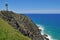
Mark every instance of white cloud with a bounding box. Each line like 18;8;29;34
14;10;60;14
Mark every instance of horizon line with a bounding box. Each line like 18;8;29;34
0;10;60;14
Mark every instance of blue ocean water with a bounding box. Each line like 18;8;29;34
25;14;60;40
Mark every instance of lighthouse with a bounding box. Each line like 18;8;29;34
5;3;8;11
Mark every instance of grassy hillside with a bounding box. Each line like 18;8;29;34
0;18;31;40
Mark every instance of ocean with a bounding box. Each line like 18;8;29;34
25;14;60;40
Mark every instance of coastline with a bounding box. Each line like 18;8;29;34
36;24;55;40
26;14;59;40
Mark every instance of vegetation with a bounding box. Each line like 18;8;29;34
0;11;45;40
0;18;31;40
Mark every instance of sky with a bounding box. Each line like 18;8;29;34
0;0;60;13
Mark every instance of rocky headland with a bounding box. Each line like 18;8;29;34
0;10;49;40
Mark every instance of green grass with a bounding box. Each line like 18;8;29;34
0;18;31;40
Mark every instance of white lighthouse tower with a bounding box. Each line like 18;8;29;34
5;3;8;11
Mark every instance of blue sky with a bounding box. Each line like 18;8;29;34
0;0;60;13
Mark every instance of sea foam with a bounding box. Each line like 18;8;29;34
36;24;56;40
36;24;44;35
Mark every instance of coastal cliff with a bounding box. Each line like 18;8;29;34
0;11;49;40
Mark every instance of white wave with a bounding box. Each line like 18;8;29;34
47;34;54;40
36;24;57;40
36;24;44;35
47;34;58;40
36;24;44;31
